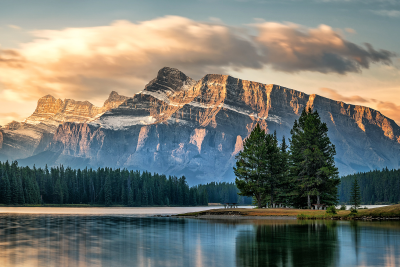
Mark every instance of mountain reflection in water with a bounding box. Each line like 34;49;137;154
0;214;399;267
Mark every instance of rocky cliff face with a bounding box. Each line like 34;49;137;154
25;91;129;127
0;91;128;161
2;67;400;184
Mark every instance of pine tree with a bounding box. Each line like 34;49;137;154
54;178;63;204
1;173;11;204
234;124;286;208
104;174;112;206
128;188;134;207
264;132;283;207
276;136;290;206
289;108;340;209
234;124;269;208
350;177;361;210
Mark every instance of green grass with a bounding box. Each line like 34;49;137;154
297;213;334;220
348;204;400;218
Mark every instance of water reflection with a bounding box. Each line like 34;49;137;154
0;214;399;267
0;215;191;267
236;221;339;267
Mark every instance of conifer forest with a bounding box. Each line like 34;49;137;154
0;161;210;206
339;168;400;205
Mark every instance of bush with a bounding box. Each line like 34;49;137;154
326;205;337;214
340;204;346;210
297;214;309;220
297;213;332;220
350;207;358;215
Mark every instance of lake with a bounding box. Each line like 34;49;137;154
0;207;399;267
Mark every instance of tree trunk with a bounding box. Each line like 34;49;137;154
307;194;311;209
257;193;262;208
317;194;320;206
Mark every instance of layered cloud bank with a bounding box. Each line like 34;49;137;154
0;16;395;104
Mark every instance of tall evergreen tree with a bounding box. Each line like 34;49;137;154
128;188;134;207
289;108;340;209
104;174;112;206
350;177;361;210
234;124;269;208
234;124;286;208
54;178;63;204
264;132;282;207
276;136;290;206
1;173;11;204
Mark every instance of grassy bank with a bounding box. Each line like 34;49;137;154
177;204;400;220
352;204;400;218
177;208;349;217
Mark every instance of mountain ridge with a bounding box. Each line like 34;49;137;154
1;67;400;184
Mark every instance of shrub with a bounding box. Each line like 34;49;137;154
297;214;309;220
326;205;337;214
297;214;332;220
340;204;346;210
350;207;358;215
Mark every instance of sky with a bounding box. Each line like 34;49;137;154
0;0;399;126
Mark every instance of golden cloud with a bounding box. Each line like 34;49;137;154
377;101;400;125
0;112;25;126
256;23;393;74
319;88;370;103
0;16;395;103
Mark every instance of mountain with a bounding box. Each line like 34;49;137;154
0;91;128;161
1;67;400;184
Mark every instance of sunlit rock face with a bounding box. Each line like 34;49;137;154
1;67;400;184
0;92;128;161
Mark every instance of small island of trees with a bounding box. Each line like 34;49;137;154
234;108;341;209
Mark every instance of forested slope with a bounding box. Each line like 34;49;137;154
0;161;252;206
0;161;208;206
339;168;400;205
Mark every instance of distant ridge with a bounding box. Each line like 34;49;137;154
1;67;400;184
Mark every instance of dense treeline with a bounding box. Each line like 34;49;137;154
0;161;209;206
339;167;400;205
198;182;253;205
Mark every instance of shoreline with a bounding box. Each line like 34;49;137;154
175;215;297;220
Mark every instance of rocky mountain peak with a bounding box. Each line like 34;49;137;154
108;91;120;99
23;91;128;129
144;67;196;93
103;91;129;110
34;95;64;114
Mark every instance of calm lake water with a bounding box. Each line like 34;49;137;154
0;207;399;267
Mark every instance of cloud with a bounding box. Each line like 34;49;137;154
345;28;356;34
0;49;25;68
372;10;400;17
376;101;400;124
319;88;370;103
8;25;21;30
255;23;394;74
0;112;25;126
0;16;395;102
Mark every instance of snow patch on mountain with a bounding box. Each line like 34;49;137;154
94;116;156;130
